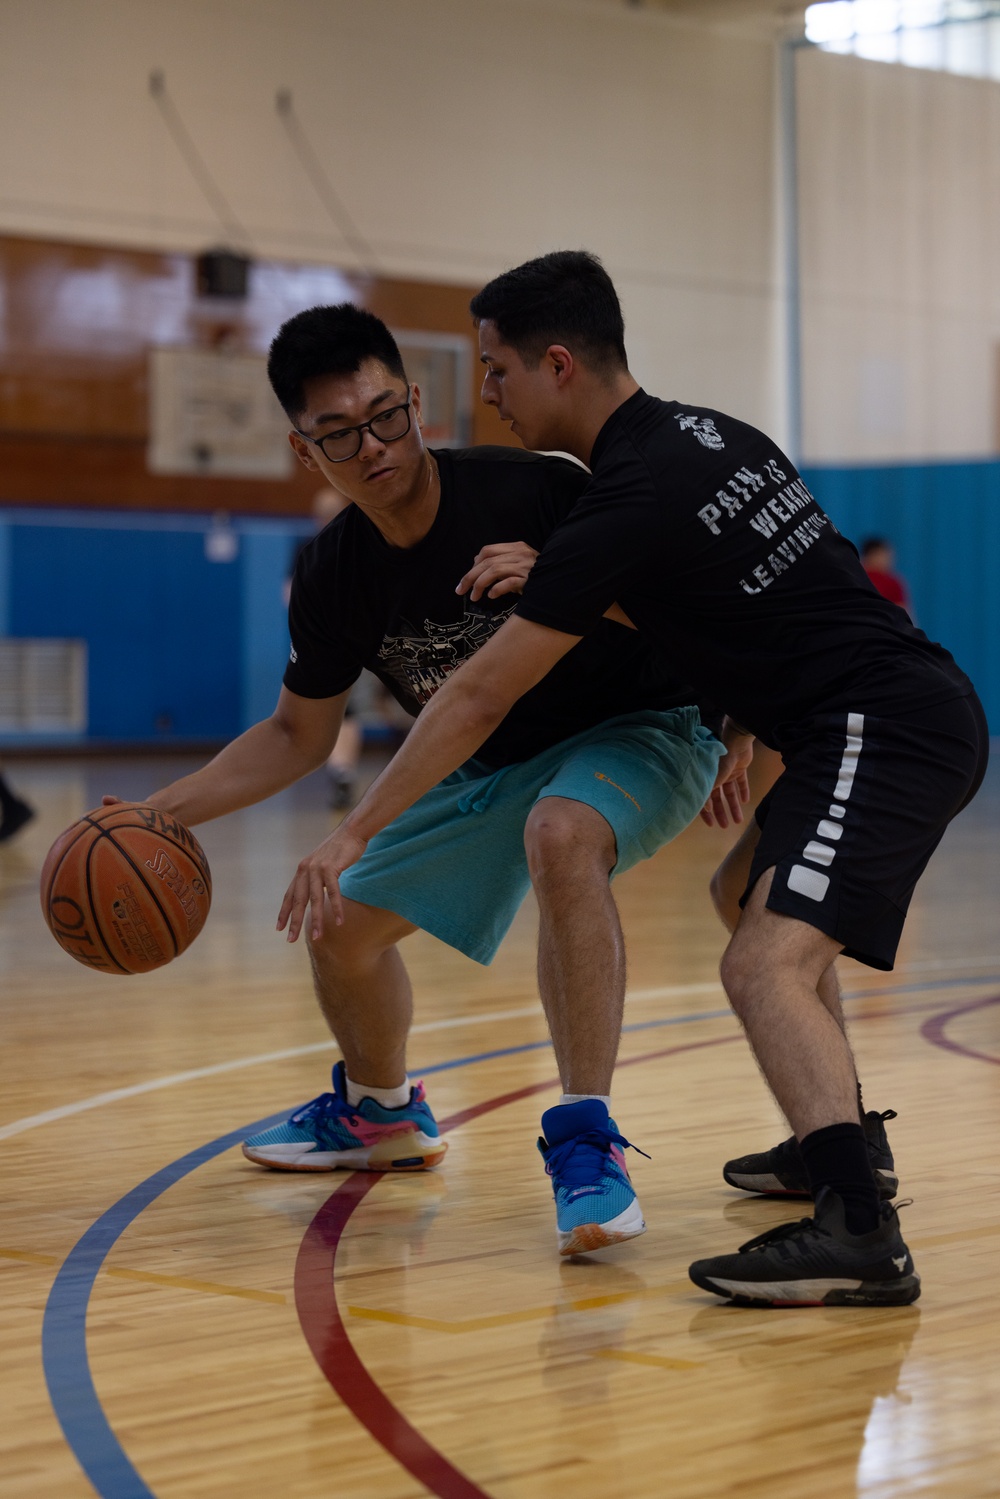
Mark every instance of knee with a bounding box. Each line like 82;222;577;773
719;936;767;1019
524;800;615;887
307;904;388;972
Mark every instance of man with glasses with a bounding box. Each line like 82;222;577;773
279;260;986;1307
132;303;724;1257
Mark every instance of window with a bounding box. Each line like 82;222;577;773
805;1;1000;79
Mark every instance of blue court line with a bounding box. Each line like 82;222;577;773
40;970;1000;1498
41;1113;288;1499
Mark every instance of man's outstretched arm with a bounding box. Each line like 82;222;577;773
278;613;581;942
106;687;350;826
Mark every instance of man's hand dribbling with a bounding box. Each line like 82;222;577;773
277;824;369;942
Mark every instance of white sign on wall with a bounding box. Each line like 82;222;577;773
394;331;472;447
148;347;293;478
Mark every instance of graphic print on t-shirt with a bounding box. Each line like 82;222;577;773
376;600;517;705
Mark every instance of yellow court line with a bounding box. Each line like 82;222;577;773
104;1267;287;1303
1;1246;286;1302
348;1280;692;1333
0;1247;59;1265
592;1348;705;1372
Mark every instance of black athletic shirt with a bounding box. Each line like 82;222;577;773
284;445;701;767
515;391;972;750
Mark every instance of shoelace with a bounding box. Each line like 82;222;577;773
543;1128;649;1188
738;1216;825;1256
290;1092;343;1128
739;1196;910;1256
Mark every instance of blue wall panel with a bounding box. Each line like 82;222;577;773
0;509;311;746
8;519;243;741
803;460;1000;734
0;521;10;635
2;468;996;745
240;523;304;731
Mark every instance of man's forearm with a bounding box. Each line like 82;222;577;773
343;675;508;843
342;615;580;847
147;715;332;826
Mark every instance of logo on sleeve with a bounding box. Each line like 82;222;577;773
674;412;724;450
289;645;298;663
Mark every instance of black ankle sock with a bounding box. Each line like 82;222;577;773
800;1123;880;1234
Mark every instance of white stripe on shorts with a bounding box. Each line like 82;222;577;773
833;712;865;802
786;712;865;903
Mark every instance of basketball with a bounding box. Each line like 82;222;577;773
40;803;212;975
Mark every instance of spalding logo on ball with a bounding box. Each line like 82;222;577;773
41;803;212;974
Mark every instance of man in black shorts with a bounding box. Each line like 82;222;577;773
283;255;988;1307
132;303;724;1257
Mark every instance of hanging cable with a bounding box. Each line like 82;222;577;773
149;70;253;250
275;88;380;275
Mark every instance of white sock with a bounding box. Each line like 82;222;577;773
345;1074;411;1109
559;1093;612;1110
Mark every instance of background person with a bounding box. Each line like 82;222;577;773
860;535;913;621
0;769;34;845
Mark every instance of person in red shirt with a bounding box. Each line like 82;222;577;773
861;537;912;621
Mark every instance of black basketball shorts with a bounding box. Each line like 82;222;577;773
741;692;990;970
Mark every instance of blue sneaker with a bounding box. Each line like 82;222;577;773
538;1100;647;1256
242;1061;447;1172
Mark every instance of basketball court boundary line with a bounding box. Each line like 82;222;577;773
7;968;1000;1142
920;993;1000;1067
38;987;999;1499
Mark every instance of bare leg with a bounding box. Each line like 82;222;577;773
328;717;361;774
719;868;857;1138
524;797;623;1095
307;896;418;1088
711;819;847;1038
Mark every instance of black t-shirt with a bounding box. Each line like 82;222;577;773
516;392;971;750
284;445;700;767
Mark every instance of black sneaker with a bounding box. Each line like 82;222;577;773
689;1188;920;1307
723;1110;898;1201
0;797;35;844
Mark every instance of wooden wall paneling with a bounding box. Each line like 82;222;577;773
0;234;514;515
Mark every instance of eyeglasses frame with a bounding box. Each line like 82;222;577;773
294;389;414;463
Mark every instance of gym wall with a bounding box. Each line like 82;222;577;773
0;0;788;441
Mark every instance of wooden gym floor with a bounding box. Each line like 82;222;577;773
2;748;999;1499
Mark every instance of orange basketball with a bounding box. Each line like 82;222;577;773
40;803;212;975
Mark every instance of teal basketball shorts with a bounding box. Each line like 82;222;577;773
338;707;724;965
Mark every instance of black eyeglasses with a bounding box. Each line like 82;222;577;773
296;391;413;463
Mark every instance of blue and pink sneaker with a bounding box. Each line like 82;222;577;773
538;1099;647;1256
242;1061;447;1172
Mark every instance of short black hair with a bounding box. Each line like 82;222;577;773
267;304;407;420
469;250;628;375
860;536;889;557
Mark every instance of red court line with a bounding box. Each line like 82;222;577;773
920;992;1000;1067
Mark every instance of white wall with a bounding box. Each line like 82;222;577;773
797;45;1000;463
0;0;789;442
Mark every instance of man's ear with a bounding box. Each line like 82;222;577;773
410;382;423;429
544;344;575;387
289;430;319;471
